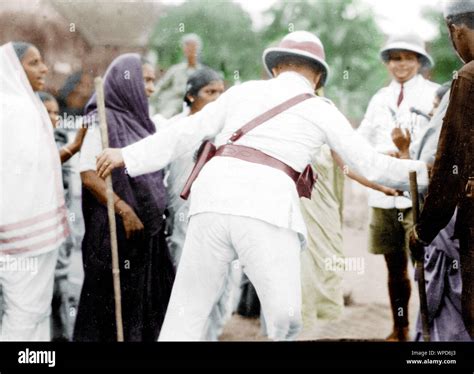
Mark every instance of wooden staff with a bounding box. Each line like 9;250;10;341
409;171;430;342
94;77;124;342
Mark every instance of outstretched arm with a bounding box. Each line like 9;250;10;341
96;87;232;178
331;150;400;196
59;127;88;163
319;104;429;191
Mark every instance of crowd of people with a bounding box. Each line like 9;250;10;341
0;0;472;342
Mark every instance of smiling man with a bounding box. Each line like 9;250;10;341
357;32;439;341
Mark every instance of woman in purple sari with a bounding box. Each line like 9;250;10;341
73;54;174;341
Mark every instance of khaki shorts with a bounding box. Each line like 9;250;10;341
368;207;413;255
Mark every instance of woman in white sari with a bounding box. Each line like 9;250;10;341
0;42;68;340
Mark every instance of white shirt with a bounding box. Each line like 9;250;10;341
157;110;194;215
79;121;160;173
358;74;439;209
122;71;429;248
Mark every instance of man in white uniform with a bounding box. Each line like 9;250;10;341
96;31;430;341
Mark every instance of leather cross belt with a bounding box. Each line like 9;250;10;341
215;144;300;183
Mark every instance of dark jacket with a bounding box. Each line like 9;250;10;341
417;60;474;337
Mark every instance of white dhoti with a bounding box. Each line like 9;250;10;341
158;212;302;341
0;250;58;341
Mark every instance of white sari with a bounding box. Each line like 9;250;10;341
0;42;68;257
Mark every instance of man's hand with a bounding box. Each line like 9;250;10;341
96;148;125;178
408;226;426;262
115;200;144;240
379;185;402;196
391;127;411;154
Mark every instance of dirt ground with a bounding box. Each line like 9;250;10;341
217;180;420;341
0;179;420;341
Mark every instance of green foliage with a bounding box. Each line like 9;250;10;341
149;0;262;83
260;0;387;120
150;0;458;121
422;7;462;84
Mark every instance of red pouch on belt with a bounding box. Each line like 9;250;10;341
180;140;216;200
296;164;318;199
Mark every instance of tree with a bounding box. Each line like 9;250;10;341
261;0;387;121
422;7;462;84
149;0;262;83
150;0;454;122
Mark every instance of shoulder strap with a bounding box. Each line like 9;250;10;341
228;93;314;143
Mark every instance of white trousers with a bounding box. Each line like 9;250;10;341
158;212;302;341
203;260;242;341
0;250;58;341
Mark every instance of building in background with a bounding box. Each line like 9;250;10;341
0;0;163;94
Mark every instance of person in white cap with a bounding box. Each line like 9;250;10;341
357;32;440;341
95;31;430;341
410;0;474;339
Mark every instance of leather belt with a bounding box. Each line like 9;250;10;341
215;144;300;183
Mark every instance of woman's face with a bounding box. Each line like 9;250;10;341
20;46;48;91
44;99;60;128
386;50;421;84
142;63;156;98
189;80;225;113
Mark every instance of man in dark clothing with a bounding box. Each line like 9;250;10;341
409;0;474;339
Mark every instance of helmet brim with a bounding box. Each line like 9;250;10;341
262;47;330;86
380;42;434;68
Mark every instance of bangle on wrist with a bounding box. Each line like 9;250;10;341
114;198;124;216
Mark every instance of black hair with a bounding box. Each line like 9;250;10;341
58;71;82;103
446;12;474;30
274;55;326;85
12;41;34;61
184;67;223;107
385;49;423;62
38;91;57;103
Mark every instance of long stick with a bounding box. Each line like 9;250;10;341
95;77;124;342
409;171;430;342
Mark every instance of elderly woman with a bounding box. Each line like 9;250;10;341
0;41;68;341
73;54;174;342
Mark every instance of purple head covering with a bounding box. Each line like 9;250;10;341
84;53;166;235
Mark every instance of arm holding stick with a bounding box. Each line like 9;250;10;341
81;171;144;240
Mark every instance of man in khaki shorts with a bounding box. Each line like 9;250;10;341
358;33;439;340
